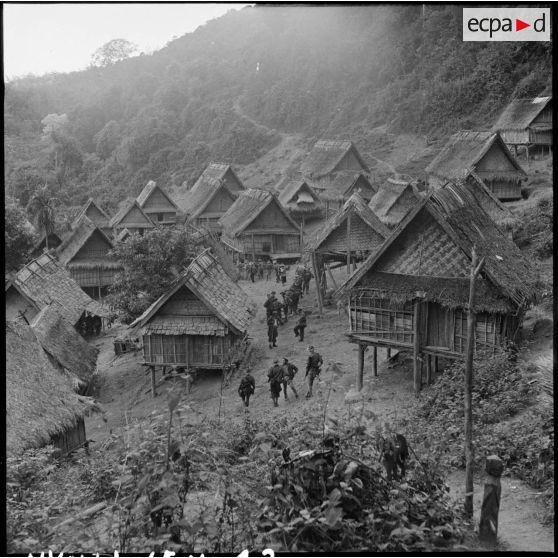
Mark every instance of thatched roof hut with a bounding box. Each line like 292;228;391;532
174;163;245;232
72;198;110;231
7;252;108;326
136;180;179;226
301;140;370;178
425;131;526;201
309;192;389;255
31;230;63;257
368;178;420;227
109;198;155;235
336;182;539;384
309;171;377;205
493;96;552;146
276;175;323;221
30;301;99;387
219;189;302;260
130;249;252;369
6;319;96;455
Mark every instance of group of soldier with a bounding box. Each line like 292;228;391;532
238;345;324;407
237;259;289;283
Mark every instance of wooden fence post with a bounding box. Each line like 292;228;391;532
356;343;365;391
413;302;421;393
464;246;485;518
479;455;504;546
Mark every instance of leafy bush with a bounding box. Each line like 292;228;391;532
513;196;553;259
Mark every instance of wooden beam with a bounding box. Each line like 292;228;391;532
464;246;485;518
426;354;432;385
356;343;365;391
251;233;256;262
150;366;157;398
311;251;323;315
373;346;378;377
346;213;352;274
413;302;421;393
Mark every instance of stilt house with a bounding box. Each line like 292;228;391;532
136;180;179;226
130;249;252;370
109;198;154;238
368;178;420;228
7;320;97;456
5;252;108;327
56;215;122;300
30;301;99;393
72;198;112;236
175;163;245;232
337;182;539;391
493;96;552;152
219;189;302;261
276;175;323;223
425;131;527;201
308;193;389;304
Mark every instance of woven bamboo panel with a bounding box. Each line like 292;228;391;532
378;217;469;277
322;216;384;252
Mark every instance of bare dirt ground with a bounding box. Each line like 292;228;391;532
87;260;553;553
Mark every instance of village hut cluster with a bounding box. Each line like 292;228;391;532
6;92;550;459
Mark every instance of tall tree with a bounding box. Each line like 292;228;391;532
5;198;37;271
91;39;138;67
26;187;59;250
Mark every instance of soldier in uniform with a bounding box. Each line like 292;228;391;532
267;312;279;348
264;291;277;318
279;264;287;285
267;358;284;407
302;266;313;294
294;309;307;342
281;357;298;399
238;369;256;407
305;345;323;398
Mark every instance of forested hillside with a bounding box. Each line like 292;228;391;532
5;4;551;214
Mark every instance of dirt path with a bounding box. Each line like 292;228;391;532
447;470;554;553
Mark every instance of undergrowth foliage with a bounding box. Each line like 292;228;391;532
398;350;553;520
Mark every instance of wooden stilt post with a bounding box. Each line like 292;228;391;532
373;346;378;376
357;343;365;391
426;354;432;384
300;217;304;256
150;366;157;398
251;234;256;262
346;212;352;274
479;455;504;546
387;347;391;359
464;246;485;518
434;356;439;375
311;251;323;315
413;302;422;393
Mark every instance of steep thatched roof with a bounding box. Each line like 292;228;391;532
309;192;389;252
425;131;526;181
13;253;109;323
136;180;179;210
368;178;420;226
338;182;539;312
56;215;120;269
174;163;245;216
276;176;323;216
30;301;99;384
219;189;299;237
301;140;370;178
493;96;552;131
32;230;63;253
109;198;155;229
72;198;110;229
309;172;376;202
6;320;95;455
130;248;252;336
445;173;518;229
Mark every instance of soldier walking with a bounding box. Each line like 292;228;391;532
238;370;255;407
267;312;279;348
279;264;287;285
267;359;284;407
305;345;323;398
294;309;307;342
302;267;313;295
281;357;299;399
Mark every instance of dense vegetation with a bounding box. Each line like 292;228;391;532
5;5;551;215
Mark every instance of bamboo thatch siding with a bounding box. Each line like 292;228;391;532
136;181;178;224
301;140;370;178
368;179;420;227
72;199;110;230
109;199;155;233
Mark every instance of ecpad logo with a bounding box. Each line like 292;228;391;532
463;8;550;42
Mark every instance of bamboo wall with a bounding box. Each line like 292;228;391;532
51;418;87;455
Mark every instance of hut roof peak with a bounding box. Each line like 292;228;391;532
301;139;370;178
